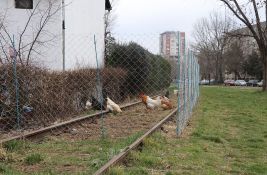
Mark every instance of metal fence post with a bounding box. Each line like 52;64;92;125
94;35;105;138
176;32;181;135
11;35;20;130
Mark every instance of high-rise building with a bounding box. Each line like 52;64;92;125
160;31;185;60
160;31;186;80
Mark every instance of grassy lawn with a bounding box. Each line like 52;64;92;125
109;86;267;175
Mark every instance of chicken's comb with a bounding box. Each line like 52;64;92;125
139;92;145;97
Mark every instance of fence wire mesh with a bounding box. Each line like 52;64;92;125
0;33;199;174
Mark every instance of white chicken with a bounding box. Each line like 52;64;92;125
106;97;122;114
139;93;161;110
85;100;92;109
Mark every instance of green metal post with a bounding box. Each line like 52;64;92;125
176;32;181;135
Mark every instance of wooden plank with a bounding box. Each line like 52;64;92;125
0;101;141;144
94;108;178;175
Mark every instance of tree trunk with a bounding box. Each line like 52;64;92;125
218;55;224;84
215;56;219;83
219;66;224;83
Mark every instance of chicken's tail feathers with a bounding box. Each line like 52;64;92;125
161;101;173;109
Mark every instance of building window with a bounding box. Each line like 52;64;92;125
15;0;33;9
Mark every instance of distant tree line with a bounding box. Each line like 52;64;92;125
224;41;263;80
218;0;267;91
193;11;263;83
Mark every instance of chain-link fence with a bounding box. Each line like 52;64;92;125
176;44;200;135
0;33;199;174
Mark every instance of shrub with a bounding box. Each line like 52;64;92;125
145;54;172;91
0;65;127;130
106;42;172;96
106;42;150;96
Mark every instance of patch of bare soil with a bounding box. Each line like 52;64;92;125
160;118;178;138
0;95;177;142
160;118;195;139
160;105;198;139
50;95;177;140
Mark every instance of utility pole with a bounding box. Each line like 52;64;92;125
62;0;66;71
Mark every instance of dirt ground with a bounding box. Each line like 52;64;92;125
51;95;178;141
0;94;177;142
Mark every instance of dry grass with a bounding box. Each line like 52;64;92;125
0;146;7;161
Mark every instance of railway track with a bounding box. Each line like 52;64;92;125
94;107;177;175
0;100;142;144
1;98;178;175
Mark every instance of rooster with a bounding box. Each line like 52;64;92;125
139;93;161;110
106;97;122;114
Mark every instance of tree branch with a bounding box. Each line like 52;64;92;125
26;0;61;65
251;0;264;45
17;0;41;63
220;0;261;44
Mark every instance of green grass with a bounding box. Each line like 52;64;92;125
24;153;43;165
0;132;143;175
4;140;25;152
109;86;267;175
168;83;178;92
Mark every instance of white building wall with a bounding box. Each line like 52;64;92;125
0;0;62;70
65;0;105;70
0;0;106;70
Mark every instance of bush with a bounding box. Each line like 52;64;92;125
145;54;172;91
106;42;171;96
0;65;127;130
107;42;150;96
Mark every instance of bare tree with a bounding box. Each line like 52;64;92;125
219;0;267;91
193;12;234;83
196;47;216;82
0;0;61;66
104;0;118;63
104;0;117;37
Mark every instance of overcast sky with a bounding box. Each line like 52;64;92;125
114;0;226;41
